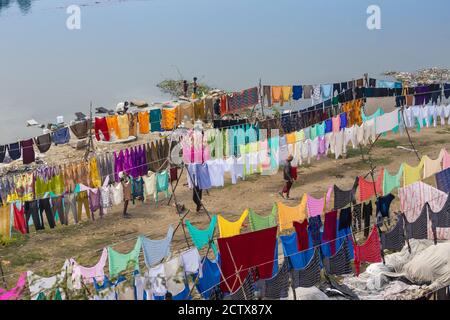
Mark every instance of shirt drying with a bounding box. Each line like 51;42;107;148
70;248;108;289
141;225;174;268
277;198;307;232
186;215;218;254
107;237;142;277
218;210;248;238
248;207;277;232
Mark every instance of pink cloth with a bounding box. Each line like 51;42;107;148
399;181;449;240
307;194;325;217
443;149;450;170
70;248;108;289
332;116;341;133
0;273;26;300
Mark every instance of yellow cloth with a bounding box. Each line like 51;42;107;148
128;113;138;137
277;195;307;232
286;133;296;145
218;210;249;238
0;205;11;241
403;159;425;186
138;111;150;134
422;150;444;179
161;108;176;130
117;114;130;139
342;100;363;126
89;158;101;188
295;130;305;142
281;86;292;102
106;115;120;139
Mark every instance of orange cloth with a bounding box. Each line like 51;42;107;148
138;111;150;134
128;113;138;137
343;100;363;127
277;195;307;231
161;108;176;130
0;205;11;241
286;133;296;145
272;86;283;104
106;115;120;139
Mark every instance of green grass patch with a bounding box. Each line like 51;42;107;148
377;139;400;149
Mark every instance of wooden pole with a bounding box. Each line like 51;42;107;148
0;258;7;289
226;242;247;300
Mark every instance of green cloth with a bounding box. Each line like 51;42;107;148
186;215;217;255
155;171;170;202
310;124;318;140
317;122;326;137
362;107;384;122
108;237;142;277
37;292;46;300
383;164;404;195
248;208;277;232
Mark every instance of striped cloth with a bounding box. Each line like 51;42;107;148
291;249;321;288
405;204;428;241
333;183;356;210
428;196;450;243
436;168;450;194
352;226;382;276
226;87;259;113
262;260;290;300
323;241;352;276
141;225;174;268
224;272;255;301
381;214;405;252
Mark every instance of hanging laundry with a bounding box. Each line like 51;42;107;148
180;248;201;276
358;168;384;202
403;159;425;186
27;260;70;300
128;113;138;137
195;257;221;299
323;241;352;276
375;193;395;220
277;197;307;232
52;127;71;145
306;193;325;218
293;219;309;252
333;182;356;210
312;85;322;105
217;226;277;293
428;196;450;242
70;248;108;289
70;120;89;140
141;225;174;268
281;86;292;102
248;207;277;232
383;165;404;195
227;87;259;113
290;249;321;288
155;171;170;202
0;204;11;241
12;203;27;234
271;86;282;105
7;142;21;160
321;84;332;100
352;226;382;276
381;214;405;252
375;109;399;134
422;150;444;179
107;237;142;277
20;139;35;165
186;215;218;255
443;149;450;169
435;168;450;194
218;210;248;238
117;114;130;139
138;111;150;134
292;85;303;101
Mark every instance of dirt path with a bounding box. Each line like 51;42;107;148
0;126;449;286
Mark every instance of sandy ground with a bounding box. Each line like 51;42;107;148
0;126;449;292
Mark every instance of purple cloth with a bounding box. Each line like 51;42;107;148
130;147;138;178
436;168;450;194
89;189;103;218
318;136;326;158
195;163;211;190
339;112;347;129
415;85;431;105
139;145;147;176
114;151;124;182
123;149;132;176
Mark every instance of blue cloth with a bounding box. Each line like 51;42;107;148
281;113;291;133
196;163;212;190
292;86;303;100
280;232;315;270
141;225;174;268
7;142;21;160
377;80;396;89
153;284;191;300
150;109;162;132
308;216;322;247
52;127;71;145
272;238;279;276
321;84;333;100
236;126;246;156
325;119;333;133
195;256;221;299
321;224;354;260
436;168;450;194
340;112;347;129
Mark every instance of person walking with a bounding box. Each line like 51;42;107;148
279;155;294;199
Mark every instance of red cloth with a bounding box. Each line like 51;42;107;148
13;204;27;235
358;168;384;202
94;117;110;141
352;225;382;276
290;166;298;180
169;167;178;182
293;220;309;252
220;95;228;116
322;210;338;255
217;226;277;293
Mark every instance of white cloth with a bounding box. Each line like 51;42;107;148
143;173;156;200
363;119;376;144
334;130;344;159
310;137;319;159
164;257;186;296
206;159;225;187
180;248;202;276
375;109;399;134
27;260;70;300
110;183;123;206
444;104;450;124
301;139;311;164
324;132;332;155
148;264;167;297
224;157;238;184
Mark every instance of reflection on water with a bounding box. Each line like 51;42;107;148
0;0;32;15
